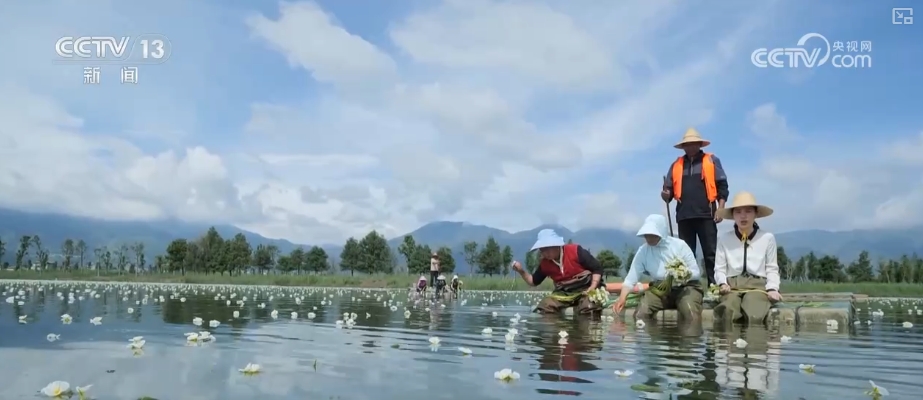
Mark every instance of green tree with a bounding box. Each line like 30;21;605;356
846;250;874;282
131;241;146;274
462;241;479;275
525;250;540;272
306;246;329;274
398;235;417;273
623;247;636;275
61;239;75;270
166;239;188;274
410;244;432;275
359;230;392;274
15;235;30;270
777;245;791;280
815;254;844;282
252;244;273;274
436;246;456;274
477;236;502;276
75;239;87;269
501;245;513;277
201;227;224;275
115;244;129;274
340;238;361;276
596;249;622;278
0;238;5;269
32;235;49;270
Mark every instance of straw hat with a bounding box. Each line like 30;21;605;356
719;191;774;220
673;128;711;149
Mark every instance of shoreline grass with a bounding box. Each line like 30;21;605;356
2;270;922;297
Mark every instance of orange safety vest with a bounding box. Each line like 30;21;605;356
672;153;717;202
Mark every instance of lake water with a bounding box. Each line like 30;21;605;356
0;281;921;399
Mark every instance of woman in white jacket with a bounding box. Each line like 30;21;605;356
713;192;782;324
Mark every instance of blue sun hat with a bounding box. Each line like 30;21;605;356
530;229;566;251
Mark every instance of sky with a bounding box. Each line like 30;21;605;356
0;0;921;245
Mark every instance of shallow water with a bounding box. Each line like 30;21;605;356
0;282;921;399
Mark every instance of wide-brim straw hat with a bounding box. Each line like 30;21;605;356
719;191;774;220
673;127;711;149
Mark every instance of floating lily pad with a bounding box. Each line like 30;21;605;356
630;384;663;393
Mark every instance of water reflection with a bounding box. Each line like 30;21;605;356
3;283;923;399
530;315;601;396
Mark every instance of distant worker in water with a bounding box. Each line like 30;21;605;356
713;192;782;324
429;252;440;286
661;128;729;286
435;274;447;295
450;274;462;297
613;214;703;321
511;229;604;315
416;275;428;294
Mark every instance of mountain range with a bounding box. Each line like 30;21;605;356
1;208;921;274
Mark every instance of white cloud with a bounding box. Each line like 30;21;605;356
0;0;919;246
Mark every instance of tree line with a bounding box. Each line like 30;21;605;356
1;228;923;284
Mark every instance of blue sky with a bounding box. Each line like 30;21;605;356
0;0;921;245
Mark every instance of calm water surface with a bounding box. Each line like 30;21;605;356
1;281;921;399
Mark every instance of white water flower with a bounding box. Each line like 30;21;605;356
780;335;792;343
865;380;890;398
505;332;516;343
902;321;913;328
186;332;200;342
19;315;27;324
76;384;92;399
46;333;61;342
291;312;298;320
127;307;134;314
232;310;240;318
40;381;71;398
209;320;220;328
192;317;203;326
60;314;72;325
482;327;493;335
128;338;145;350
558;330;568;338
270;310;279;319
799;364;816;373
429;337;441;345
635;319;645;328
614;370;634;378
458;347;472;355
734;339;748;348
494;368;520;382
89;317;102;326
239;363;261;375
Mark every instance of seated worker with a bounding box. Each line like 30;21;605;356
511;229;604;315
435;274;447;294
713;192;782;324
613;214;703;321
450;275;463;293
415;275;428;294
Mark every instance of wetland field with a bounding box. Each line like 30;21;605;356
1;280;921;399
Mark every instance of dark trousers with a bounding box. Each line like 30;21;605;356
677;218;718;285
430;271;439;285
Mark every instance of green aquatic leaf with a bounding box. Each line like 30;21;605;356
630;384;663;393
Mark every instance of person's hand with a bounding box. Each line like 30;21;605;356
718;284;731;294
714;209;724;223
660;188;671;202
612;297;627;315
511;261;524;273
767;291;783;302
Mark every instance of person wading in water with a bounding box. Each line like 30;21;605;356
713;192;783;324
661;128;729;286
511;229;604;315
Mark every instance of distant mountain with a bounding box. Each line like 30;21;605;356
0;208;921;274
0;208;305;264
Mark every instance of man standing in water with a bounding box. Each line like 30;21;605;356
661;128;729;286
429;252;440;286
511;229;604;315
